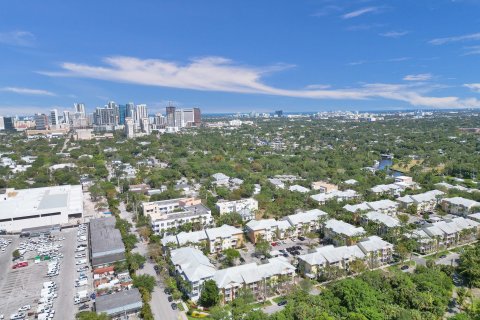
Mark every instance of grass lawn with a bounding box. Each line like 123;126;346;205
177;303;185;311
273;296;287;304
425;250;450;261
251;300;272;309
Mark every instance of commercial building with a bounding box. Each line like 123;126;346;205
0;185;83;232
95;288;143;318
89;217;126;268
49;109;59;129
34;113;49;130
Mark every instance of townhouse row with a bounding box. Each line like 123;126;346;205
169;247;295;303
297;235;394;278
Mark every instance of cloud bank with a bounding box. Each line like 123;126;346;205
0;87;55;96
40;55;480;108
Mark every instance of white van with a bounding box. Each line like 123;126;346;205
76;259;87;265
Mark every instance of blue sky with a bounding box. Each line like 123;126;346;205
1;0;480;114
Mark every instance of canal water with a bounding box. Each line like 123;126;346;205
378;159;404;177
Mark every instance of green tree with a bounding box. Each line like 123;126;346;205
12;249;20;259
255;239;271;257
133;274;156;293
76;312;110;320
199;279;220;308
224;248;241;266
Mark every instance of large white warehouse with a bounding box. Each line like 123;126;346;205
0;185;83;232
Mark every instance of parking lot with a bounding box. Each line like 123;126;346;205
238;237;321;266
0;226;90;320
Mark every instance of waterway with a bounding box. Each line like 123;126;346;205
378;159;404;177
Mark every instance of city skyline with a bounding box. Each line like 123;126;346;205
1;0;480;113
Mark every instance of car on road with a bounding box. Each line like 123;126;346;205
297;236;306;241
400;265;409;270
9;313;25;320
164;288;171;294
12;261;28;269
171;303;177;310
277;300;287;306
271;242;278;246
17;306;30;312
439;254;447;259
168;296;173;302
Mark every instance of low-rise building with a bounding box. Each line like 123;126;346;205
311;181;338;193
170;247;217;301
214;257;296;304
344;199;398;216
361;211;400;235
89;217;126;269
397;190;445;213
324;219;366;246
246;219;283;244
310;189;359;205
297;244;365;278
285;209;328;236
357;236;394;268
289;185;310;193
441;197;480;216
268;178;285;189
143;198;214;234
216;198;258;215
95;288;142;318
422;217;479;249
205;225;245;254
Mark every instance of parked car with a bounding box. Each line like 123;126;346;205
168;296;173;302
277;300;287;306
297;236;306;241
400;265;409;270
78;304;89;311
171;303;177;310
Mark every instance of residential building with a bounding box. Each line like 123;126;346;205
212;173;243;190
396;190;445;213
285;209;328;236
288;185;310;193
344;199;398;215
125;117;135;139
142;198;214;234
268;178;285;189
245;219;282;243
422;217;479;249
441;197;480;216
170;247;217;301
297;244;365;278
357;236;394;268
361;211;400;235
311;189;358;204
405;229;436;254
311;181;338;193
214;257;295;304
324;219;366;246
216;198;258;215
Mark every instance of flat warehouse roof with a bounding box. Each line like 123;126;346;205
95;288;142;315
0;185;83;218
89;217;125;257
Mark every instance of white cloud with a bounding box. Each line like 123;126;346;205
0;87;56;96
312;5;343;17
429;32;480;45
305;84;331;89
379;31;409;38
342;7;378;19
462;45;480;56
0;31;35;47
464;83;480;93
40;55;480;108
403;73;433;81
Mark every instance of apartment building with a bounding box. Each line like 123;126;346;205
441;197;480;216
357;236;394;268
311;181;338;193
397;190;445;213
361;211;400;235
310;189;359;205
245;219;284;244
215;198;258;215
344;199;398;216
170;247;217;301
324;219;366;246
285;209;328;236
142;198;213;234
214;257;296;304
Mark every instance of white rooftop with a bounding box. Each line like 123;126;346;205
170;247;216;282
286;209;328;226
357;235;393;253
444;197;480;208
364;211;400;228
325;219;366;237
0;185;83;218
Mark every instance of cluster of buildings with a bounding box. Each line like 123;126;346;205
0;103;202;139
89;217;143;317
169;247;296;303
212;173;244;191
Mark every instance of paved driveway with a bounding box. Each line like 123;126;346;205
436;252;460;267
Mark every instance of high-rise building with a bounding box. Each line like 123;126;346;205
63;111;71;124
0;117;4;130
118;105;127;125
94;106;116;126
3;117;15;131
50;109;59;129
134;104;148;126
74;103;86;118
166;106;176;127
126;102;135;118
193;107;201;126
34;113;49;130
141;118;150;134
125;117;135;139
154;113;166;129
275;110;283;117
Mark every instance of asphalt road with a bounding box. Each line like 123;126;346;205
55;229;77;320
436;252;460;267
